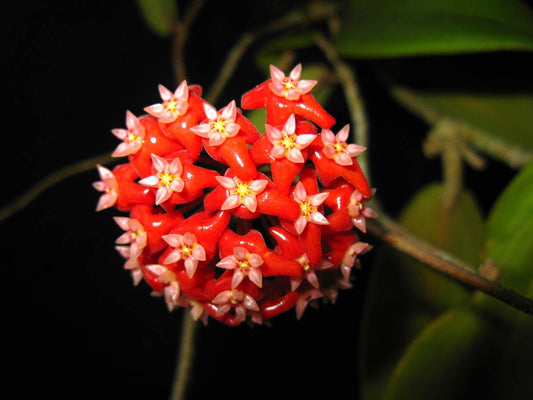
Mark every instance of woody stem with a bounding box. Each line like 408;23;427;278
366;212;533;316
169;311;199;400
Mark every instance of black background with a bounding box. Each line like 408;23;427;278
2;1;531;399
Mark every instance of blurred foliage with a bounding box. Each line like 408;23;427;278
136;0;177;36
335;0;533;57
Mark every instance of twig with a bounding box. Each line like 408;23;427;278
366;213;533;316
0;152;115;223
392;86;533;168
172;0;207;84
205;2;339;104
314;34;370;180
169;311;199;400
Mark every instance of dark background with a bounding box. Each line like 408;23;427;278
2;1;530;399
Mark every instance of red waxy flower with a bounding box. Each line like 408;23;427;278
94;63;374;325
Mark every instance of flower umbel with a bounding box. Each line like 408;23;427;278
94;63;373;326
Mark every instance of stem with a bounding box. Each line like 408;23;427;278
205;2;339;104
172;0;206;83
367;213;533;316
169;311;199;400
0;152;115;223
392;86;533;168
314;35;370;180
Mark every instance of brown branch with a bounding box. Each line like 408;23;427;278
0;152;115;223
205;2;339;104
172;0;207;84
367;214;533;316
169;311;199;400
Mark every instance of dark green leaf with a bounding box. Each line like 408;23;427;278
360;184;484;400
382;307;503;400
136;0;177;37
335;0;533;57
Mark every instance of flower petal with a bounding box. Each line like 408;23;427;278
287;147;305;163
216;176;237;190
221;194;241;210
270;64;286;82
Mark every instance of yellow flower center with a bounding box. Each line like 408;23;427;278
299;199;316;219
158;171;176;188
231;179;254;200
237;259;250;272
334;142;346;154
280;134;297;151
283;78;296;91
211;116;227;134
127;130;140;143
181;245;193;259
165;98;178;112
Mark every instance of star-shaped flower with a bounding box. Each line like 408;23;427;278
290;253;333;290
215;175;268;213
293;181;329;234
190;100;240;146
340;241;373;280
93;164;118;211
162;232;207;278
114;216;147;258
144;81;189;123
115;245;143;286
268;64;317;101
347;188;378;233
145;264;181;311
266;114;316;163
295;288;323;320
111;111;146;157
217;246;264;288
211;289;260;324
138;154;185;205
321;125;366;166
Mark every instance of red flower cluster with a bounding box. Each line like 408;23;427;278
94;64;375;325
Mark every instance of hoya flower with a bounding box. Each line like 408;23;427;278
111;110;146;157
295;288;323;320
93;164;118;211
266;114;316;163
146;264;181;311
144;81;189;123
340;241;373;281
348;188;378;233
291;253;334;290
217;246;264;288
211;289;260;323
293;181;329;234
113;216;147;258
115;245;143;286
162;232;206;278
321;125;366;166
269;63;317;101
190;100;240;146
138;154;185;205
215;175;268;213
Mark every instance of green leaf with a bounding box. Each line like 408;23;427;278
483;160;533;289
393;88;533;153
474;160;533;322
360;184;484;400
382;307;504;400
136;0;177;37
335;0;533;58
382;165;533;400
